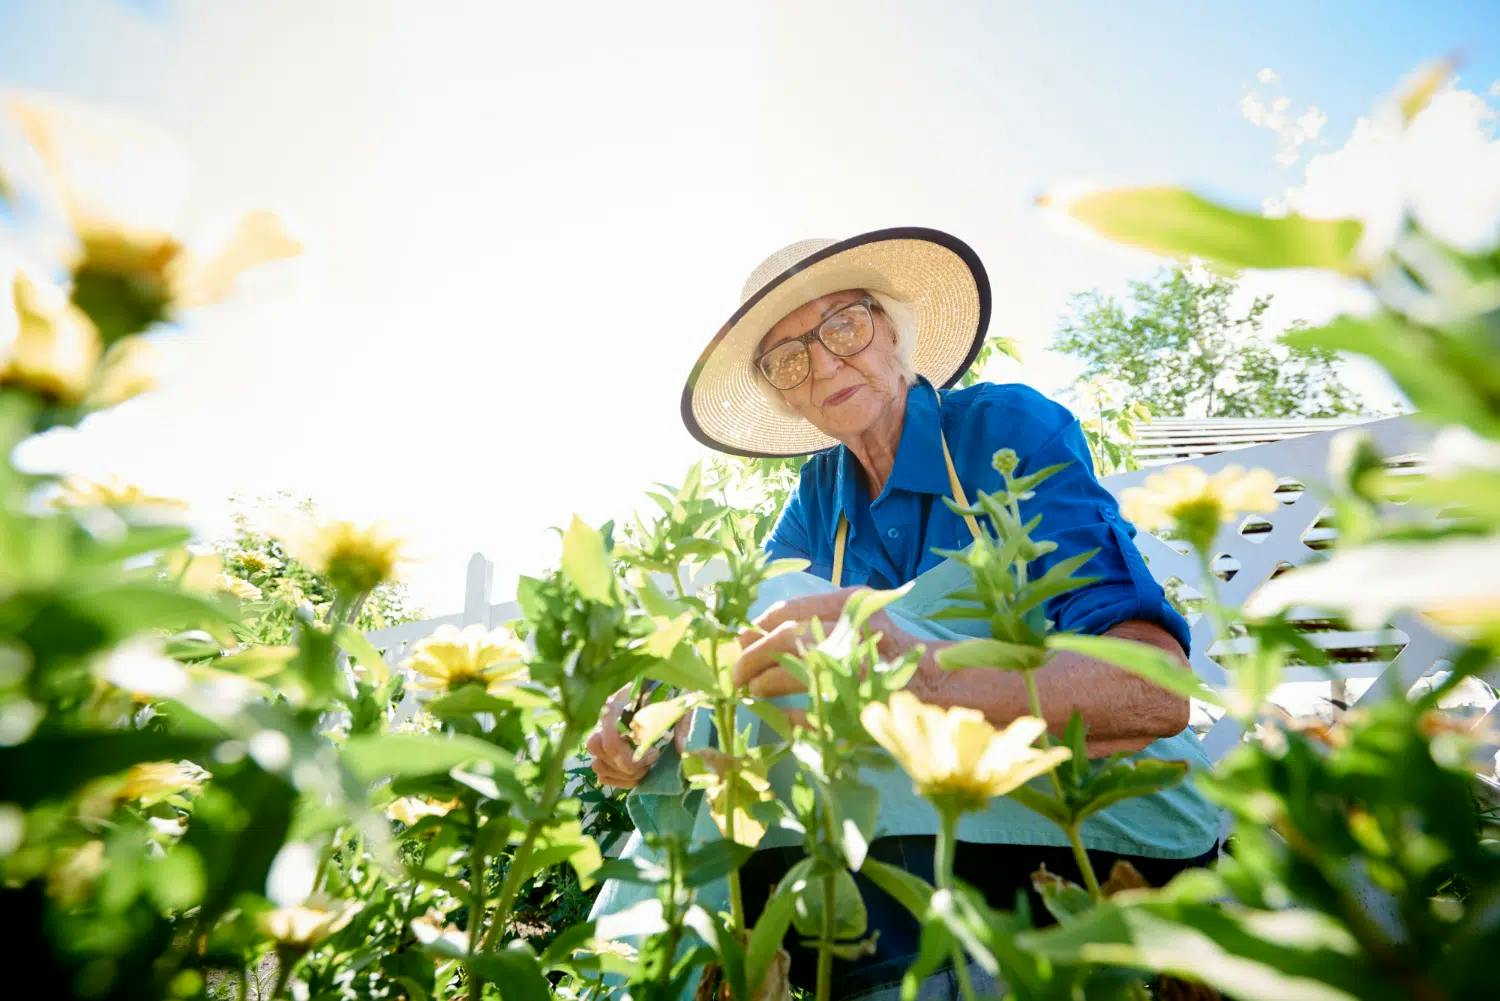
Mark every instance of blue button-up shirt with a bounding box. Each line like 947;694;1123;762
764;377;1191;655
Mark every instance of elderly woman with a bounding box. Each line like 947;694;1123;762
588;229;1219;998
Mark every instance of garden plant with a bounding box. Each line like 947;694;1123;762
1;65;1497;1000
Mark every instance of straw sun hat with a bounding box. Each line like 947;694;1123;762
680;227;991;457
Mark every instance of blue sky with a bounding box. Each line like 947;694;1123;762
0;0;1496;612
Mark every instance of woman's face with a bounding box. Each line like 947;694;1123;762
758;289;907;442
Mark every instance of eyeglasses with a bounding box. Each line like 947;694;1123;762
754;296;879;391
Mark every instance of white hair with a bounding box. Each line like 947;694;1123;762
752;290;918;417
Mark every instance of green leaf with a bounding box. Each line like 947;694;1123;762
646;643;717;692
1017;897;1384;1001
425;685;549;719
629;692;702;758
1032;866;1094;924
858;858;934;919
1076;760;1189;822
342;733;515;782
464;943;550;1001
518;818;602;888
1057;186;1365;274
743;697;795;742
1008;785;1071;826
746;864;804;995
332;624;391;685
642;611;692;657
561;515;614;604
593;856;669;885
791;867;867;940
1047;634;1226;708
682;838;754;888
830;781;880;871
72;580;238;633
841;583;913;631
937;637;1048;672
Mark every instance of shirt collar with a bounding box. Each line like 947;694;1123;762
829;377;952;532
885;377;953;497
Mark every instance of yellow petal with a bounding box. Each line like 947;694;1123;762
4;272;101;404
172;210;301;307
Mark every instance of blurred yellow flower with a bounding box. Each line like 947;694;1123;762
118;760;208;805
1119;464;1279;552
49;839;105;906
860;691;1071;812
385;796;458;827
401;623;528;694
2;272;100;404
230;550;283;576
214;573;262;602
411;910;469;952
53;473;188;512
258;900;360;949
85;334;160;408
277;517;407;595
161;545;225;592
5;95;300;342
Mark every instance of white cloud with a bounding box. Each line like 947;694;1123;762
1237;80;1500;416
1240;75;1325;167
1274;84;1500;256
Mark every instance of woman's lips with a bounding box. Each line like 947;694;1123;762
822;385;861;407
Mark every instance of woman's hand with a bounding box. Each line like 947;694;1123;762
733;587;923;697
585;684;690;789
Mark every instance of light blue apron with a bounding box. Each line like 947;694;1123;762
587;557;1223;957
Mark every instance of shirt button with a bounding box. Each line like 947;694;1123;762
887;528;900;539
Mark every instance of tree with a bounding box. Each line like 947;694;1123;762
1053;266;1367;418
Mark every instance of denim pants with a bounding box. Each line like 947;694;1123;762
737;836;1216;1001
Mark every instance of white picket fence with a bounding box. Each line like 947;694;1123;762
364;414;1485;767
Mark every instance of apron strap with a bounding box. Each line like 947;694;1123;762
831;425;984;587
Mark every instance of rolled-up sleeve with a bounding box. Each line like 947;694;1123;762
764;487;812;562
1015;417;1192;656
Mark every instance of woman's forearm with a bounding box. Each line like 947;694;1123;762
902;621;1190;753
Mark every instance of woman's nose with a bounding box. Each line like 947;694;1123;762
807;340;843;379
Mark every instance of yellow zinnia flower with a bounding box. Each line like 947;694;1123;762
214;573;262;602
258;900;361;949
6;96;301;338
400;624;528;694
2;272;101;405
860;691;1072;812
385;796;458;827
277;517;407;595
1119;464;1279;553
117;760;208;806
53;473;188;512
229;550;283;576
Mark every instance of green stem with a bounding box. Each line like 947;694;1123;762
811;661;837;1001
270;948;295;1000
1067;823;1102;899
1022;670;1067;800
1022;671;1102;899
936;809;978;1001
713;700;747;936
816;871;835;1001
479;732;575;955
464;808;489;1001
